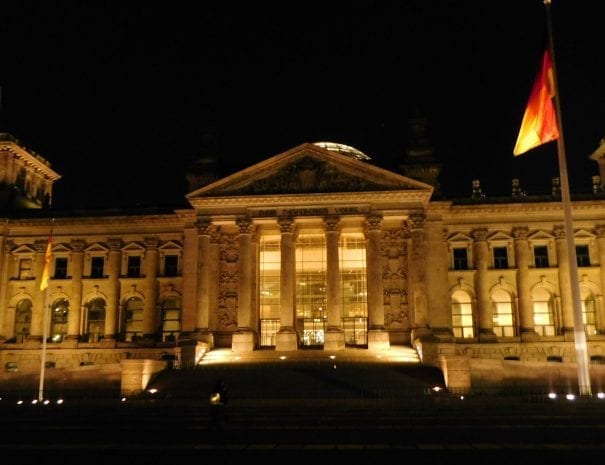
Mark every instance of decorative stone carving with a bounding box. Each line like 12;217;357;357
553;224;566;239
512;226;529;240
323;216;340;232
407;212;426;230
472;228;488;242
70;239;86;252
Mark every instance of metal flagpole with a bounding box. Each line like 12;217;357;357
38;295;50;402
544;0;591;396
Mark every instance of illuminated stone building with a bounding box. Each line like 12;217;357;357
2;131;605;392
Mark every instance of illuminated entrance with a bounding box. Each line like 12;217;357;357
259;231;368;348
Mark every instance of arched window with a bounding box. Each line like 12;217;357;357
124;297;143;342
492;289;515;337
451;290;474;338
50;298;69;342
14;299;32;341
86;297;106;342
532;287;555;336
581;288;597;336
161;296;181;342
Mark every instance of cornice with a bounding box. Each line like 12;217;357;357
0;141;61;181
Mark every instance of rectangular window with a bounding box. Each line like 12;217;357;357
493;246;509;269
533;245;549;268
453;248;468;270
127;256;141;277
90;256;105;278
164;255;179;277
54;257;68;278
576;245;591;267
18;258;32;279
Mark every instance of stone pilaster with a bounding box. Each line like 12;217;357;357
513;227;539;341
66;239;85;340
142;237;159;338
232;217;256;351
195;218;213;341
323;216;344;351
276;216;298;351
554;225;575;339
365;214;389;351
473;228;497;342
104;238;122;342
408;213;433;342
0;239;13;340
595;225;605;334
29;239;49;342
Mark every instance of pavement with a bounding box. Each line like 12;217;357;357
2;346;605;464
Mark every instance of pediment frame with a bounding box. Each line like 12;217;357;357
159;240;182;251
187;143;433;200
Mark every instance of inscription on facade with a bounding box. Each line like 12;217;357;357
252;206;367;217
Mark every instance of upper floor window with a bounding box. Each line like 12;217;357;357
164;255;179;277
576;245;591;267
127;256;141;278
18;258;32;279
493;246;509;269
90;256;105;278
452;248;468;270
54;257;68;279
533;245;549;268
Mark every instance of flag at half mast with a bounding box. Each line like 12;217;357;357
513;49;559;156
40;233;52;291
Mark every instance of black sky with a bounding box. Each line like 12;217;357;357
1;1;604;209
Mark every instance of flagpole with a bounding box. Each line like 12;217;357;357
38;296;50;402
38;218;54;402
544;0;591;396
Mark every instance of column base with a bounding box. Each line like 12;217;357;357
323;329;345;351
562;327;576;342
411;326;435;344
367;329;390;351
193;329;215;348
231;331;256;352
275;329;298;351
520;328;540;342
430;327;456;343
478;328;498;343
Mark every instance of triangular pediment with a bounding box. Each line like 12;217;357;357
159;240;182;251
85;243;108;253
187;143;433;199
122;242;145;252
12;244;36;255
575;228;595;239
488;231;513;242
447;232;473;243
528;230;554;241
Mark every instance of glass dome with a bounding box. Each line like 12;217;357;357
313;141;371;161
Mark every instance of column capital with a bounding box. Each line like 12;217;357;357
278;216;295;234
144;237;160;249
323;215;341;232
553;224;566;239
107;238;123;251
407;212;426;230
34;239;48;253
70;239;86;253
236;216;254;234
595;224;605;238
365;214;383;231
4;239;14;254
196;217;214;236
472;228;488;242
512;226;529;240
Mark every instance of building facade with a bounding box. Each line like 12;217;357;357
2;133;605;387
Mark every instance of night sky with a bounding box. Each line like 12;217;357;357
1;1;604;209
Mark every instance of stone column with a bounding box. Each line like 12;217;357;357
232;217;256;351
595;225;605;334
323;216;344;351
425;223;454;341
194;218;214;344
142;237;159;339
66;239;85;341
513;226;539;341
29;239;49;343
0;239;13;340
472;228;497;342
408;213;433;342
554;225;575;339
181;225;199;334
104;238;122;343
365;214;389;350
276;216;298;351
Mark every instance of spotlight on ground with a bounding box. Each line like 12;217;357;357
56;399;64;405
147;388;158;394
597;392;605;399
566;393;576;401
548;392;557;399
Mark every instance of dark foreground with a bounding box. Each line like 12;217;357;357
2;358;605;464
